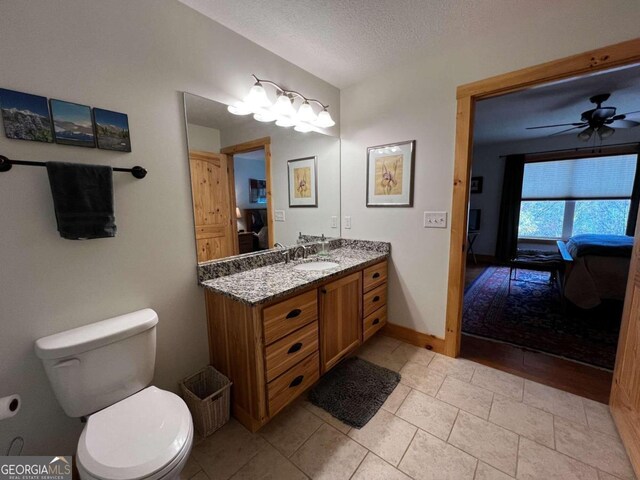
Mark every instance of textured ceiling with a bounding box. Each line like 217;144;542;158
178;0;639;89
474;64;640;145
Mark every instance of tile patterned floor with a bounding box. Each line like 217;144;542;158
182;335;636;480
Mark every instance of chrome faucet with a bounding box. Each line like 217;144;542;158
274;242;290;264
292;245;307;260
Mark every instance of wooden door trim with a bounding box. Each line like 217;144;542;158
221;137;274;249
445;37;640;358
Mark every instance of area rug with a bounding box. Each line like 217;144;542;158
463;266;621;369
308;357;400;428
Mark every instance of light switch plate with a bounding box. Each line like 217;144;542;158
274;210;285;222
424;211;447;228
344;216;352;229
330;216;338;228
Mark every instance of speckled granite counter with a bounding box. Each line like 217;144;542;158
201;244;389;305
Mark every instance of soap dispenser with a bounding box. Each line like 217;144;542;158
319;234;329;257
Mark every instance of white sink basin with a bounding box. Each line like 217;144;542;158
293;261;339;271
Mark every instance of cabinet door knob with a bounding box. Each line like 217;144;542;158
373;295;380;302
286;308;302;319
372;272;380;279
289;375;304;388
287;342;303;354
320;288;327;294
372;318;380;325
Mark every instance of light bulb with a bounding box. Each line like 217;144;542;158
598;126;615;139
314;109;335;128
253;111;277;122
294;123;313;133
275;117;295;127
273;94;296;117
227;102;252;115
297;101;317;123
244;82;271;109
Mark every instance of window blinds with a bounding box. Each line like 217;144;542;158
521;154;638;200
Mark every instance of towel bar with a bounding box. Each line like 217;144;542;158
0;155;147;179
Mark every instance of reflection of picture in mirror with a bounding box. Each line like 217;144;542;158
375;155;403;195
294;167;311;198
249;178;267;204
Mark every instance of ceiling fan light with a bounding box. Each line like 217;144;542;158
314;109;335;128
244;82;271;109
297;101;317;123
598;126;615;139
577;127;594;142
227;102;252;115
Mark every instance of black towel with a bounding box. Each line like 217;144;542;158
46;162;116;239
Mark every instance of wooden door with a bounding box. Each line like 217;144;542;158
319;272;362;373
611;225;640;476
189;150;238;262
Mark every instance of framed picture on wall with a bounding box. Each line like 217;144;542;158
0;88;53;143
288;156;318;207
366;140;415;207
249;178;267;204
93;108;131;152
470;176;483;194
50;99;95;148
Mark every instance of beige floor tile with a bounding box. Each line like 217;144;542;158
301;399;351;434
449;411;518;476
291;424;367;480
476;462;515;480
357;346;408;372
396;389;458;440
348;408;417;466
583;398;619;439
437;376;493;419
523;380;587;425
554;417;635;480
598;471;625;480
398;429;477;480
381;383;412;414
471;366;524;400
489;395;554;448
394;344;436;366
230;443;307;480
399;361;445;396
427;354;476;382
517;437;598;480
180;456;203;480
191;419;268;480
368;334;403;352
259;402;323;457
352;452;412;480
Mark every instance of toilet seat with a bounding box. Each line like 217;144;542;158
77;386;193;480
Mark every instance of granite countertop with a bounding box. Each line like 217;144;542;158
202;247;389;305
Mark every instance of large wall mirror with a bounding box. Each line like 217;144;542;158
183;93;341;264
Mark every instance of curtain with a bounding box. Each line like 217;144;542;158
495;154;525;261
626;152;640;236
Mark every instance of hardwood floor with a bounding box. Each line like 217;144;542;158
460;334;613;404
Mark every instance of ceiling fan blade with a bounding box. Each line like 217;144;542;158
618;110;640;117
526;123;586;130
548;126;584;137
607;119;640;128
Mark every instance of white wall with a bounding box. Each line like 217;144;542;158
340;6;640;338
0;0;339;455
187;123;221;152
470;129;640;256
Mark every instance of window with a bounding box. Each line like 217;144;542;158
518;154;637;240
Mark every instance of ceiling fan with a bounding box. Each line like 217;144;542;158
526;93;640;142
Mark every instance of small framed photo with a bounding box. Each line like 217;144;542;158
50;99;95;148
0;88;53;143
93;108;131;152
366;140;415;207
288;156;317;207
470;176;483;194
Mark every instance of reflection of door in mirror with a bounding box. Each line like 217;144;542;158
189;150;239;262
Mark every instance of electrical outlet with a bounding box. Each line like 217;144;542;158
344;216;352;229
330;216;338;228
424;211;447;228
274;210;285;222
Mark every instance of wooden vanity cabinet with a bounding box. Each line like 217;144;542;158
204;259;388;432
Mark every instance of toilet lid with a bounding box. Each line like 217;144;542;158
77;386;192;480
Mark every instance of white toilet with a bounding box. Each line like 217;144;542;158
35;309;193;480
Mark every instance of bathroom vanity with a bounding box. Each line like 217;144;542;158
200;242;389;431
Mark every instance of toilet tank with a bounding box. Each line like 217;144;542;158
34;308;158;418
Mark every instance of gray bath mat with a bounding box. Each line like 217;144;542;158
308;357;401;428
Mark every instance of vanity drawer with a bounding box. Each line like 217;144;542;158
363;305;387;341
265;321;319;382
267;352;319;416
363;261;387;292
263;290;318;345
363;283;387;317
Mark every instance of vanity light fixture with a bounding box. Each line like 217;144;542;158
227;74;336;131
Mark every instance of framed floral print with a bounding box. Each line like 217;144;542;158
288;156;318;207
366;140;415;207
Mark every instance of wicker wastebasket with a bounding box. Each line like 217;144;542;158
180;366;232;437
